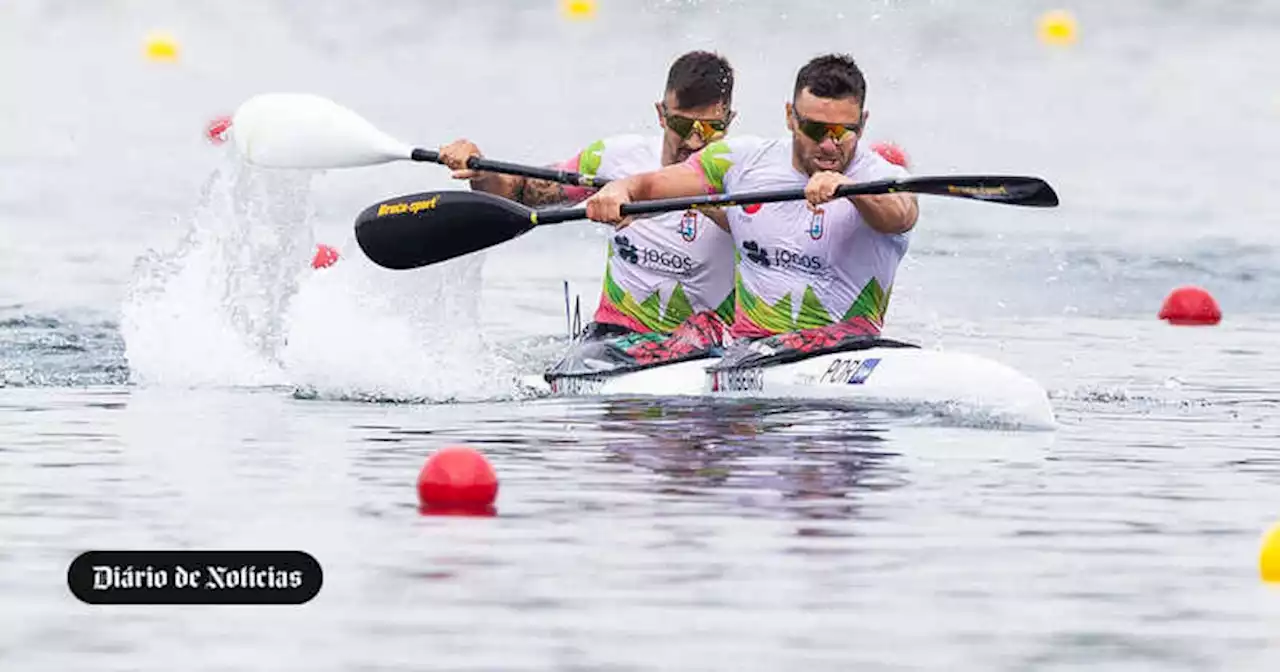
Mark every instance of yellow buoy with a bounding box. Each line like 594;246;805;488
143;31;180;62
561;0;597;21
1262;522;1280;583
1037;9;1078;47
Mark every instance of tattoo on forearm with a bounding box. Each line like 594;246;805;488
518;178;569;206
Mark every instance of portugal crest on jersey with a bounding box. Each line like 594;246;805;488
678;211;698;242
809;208;825;240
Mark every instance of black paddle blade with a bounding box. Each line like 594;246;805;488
354;190;537;270
897;175;1059;207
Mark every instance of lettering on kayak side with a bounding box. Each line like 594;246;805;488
817;358;880;385
548;376;605;395
710;367;763;393
377;195;441;217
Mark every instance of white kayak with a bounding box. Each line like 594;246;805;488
521;345;1056;430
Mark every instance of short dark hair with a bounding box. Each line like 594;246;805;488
665;50;734;109
793;53;866;104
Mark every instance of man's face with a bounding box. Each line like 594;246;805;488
657;91;733;166
788;87;865;175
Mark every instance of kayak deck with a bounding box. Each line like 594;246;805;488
523;346;1056;430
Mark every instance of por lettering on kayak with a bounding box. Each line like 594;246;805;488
818;358;881;385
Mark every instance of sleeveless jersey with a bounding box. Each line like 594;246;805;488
685;136;912;338
561;135;735;333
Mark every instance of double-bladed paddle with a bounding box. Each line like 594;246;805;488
354;174;1060;270
229;92;606;188
224;94;1059;271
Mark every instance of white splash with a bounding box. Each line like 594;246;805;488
121;153;521;402
120;161;312;388
281;242;521;403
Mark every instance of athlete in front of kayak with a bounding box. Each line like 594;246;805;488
582;53;918;368
438;50;741;376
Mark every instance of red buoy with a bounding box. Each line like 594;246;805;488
205;115;232;145
417;446;498;514
871;141;910;169
1158;286;1222;326
312;243;340;269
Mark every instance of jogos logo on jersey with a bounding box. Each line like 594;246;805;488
613;235;694;273
741;240;823;273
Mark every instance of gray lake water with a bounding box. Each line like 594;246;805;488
3;1;1280;669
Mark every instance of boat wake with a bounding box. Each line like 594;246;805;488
120;161;306;388
1049;384;1215;410
119;153;523;403
280;253;525;404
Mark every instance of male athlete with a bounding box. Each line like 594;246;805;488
583;53;918;366
438;51;739;376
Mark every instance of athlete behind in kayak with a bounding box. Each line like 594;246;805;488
582;53;919;369
438;51;740;377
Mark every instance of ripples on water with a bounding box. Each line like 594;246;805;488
0;311;127;388
3;0;1280;669
1;385;1277;669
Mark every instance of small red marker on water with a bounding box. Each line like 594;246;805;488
417;446;498;516
871;141;910;169
312;243;340;269
205;115;232;145
1158;286;1222;326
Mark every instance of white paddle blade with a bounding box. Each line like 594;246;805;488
231;93;414;169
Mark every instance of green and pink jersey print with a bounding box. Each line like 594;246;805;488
685;136;912;339
555;135;736;335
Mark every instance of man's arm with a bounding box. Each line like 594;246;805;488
466;171;523;201
629;162;711;201
850;193;918;235
803;170;919;235
585;162;711;225
439;138;589;207
518;176;587;206
470;170;583;207
585;139;741;225
703;207;730;233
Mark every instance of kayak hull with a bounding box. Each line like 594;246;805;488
524;347;1056;429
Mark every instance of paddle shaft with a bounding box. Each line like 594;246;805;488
408;148;607;189
535;178;900;225
532;174;1056;225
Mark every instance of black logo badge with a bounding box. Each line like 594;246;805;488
68;550;323;605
